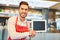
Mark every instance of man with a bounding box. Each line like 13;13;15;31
7;1;35;40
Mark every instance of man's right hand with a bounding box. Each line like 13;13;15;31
29;30;36;37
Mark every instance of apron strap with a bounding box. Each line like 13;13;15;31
15;16;28;27
15;16;18;25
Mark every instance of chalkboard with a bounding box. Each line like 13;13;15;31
32;20;47;32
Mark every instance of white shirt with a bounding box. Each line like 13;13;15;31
7;16;30;39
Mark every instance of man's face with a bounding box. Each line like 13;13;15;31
19;4;28;18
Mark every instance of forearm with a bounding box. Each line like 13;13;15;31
7;24;29;39
9;31;29;39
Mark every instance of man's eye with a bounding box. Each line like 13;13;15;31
21;8;24;10
25;9;27;11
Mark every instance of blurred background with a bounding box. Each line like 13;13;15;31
0;0;60;40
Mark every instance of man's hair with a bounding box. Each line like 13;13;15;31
19;1;29;8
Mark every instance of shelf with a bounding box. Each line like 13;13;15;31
0;12;18;18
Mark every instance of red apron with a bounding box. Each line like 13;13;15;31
8;16;28;40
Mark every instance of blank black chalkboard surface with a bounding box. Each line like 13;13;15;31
32;20;47;32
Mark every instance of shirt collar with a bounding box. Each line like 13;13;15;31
18;15;27;23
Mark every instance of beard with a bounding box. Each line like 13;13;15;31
20;13;27;18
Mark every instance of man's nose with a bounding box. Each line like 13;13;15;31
22;9;26;12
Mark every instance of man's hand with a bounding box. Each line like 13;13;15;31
29;30;36;37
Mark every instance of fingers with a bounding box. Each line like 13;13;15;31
29;30;36;37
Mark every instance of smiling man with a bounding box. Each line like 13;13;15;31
7;1;35;40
